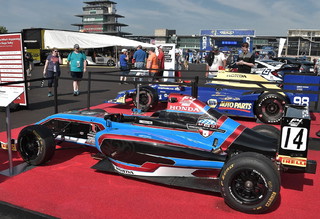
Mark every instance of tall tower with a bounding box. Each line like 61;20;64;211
72;0;131;36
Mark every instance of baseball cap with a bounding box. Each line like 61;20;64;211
74;44;80;49
213;46;219;51
121;48;127;52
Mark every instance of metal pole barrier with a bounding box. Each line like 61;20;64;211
136;83;140;110
191;76;199;98
6;106;13;176
87;71;92;110
54;75;58;114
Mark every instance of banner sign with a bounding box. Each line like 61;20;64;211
0;33;27;105
200;36;212;51
201;29;255;37
162;43;175;82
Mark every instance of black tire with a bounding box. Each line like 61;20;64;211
107;60;115;66
252;124;280;139
255;93;287;124
220;152;280;214
17;125;56;165
133;86;159;112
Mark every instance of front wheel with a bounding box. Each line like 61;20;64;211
255;93;287;124
220;152;280;214
17;125;56;165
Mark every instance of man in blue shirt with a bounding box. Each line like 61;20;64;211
133;45;147;69
119;48;129;83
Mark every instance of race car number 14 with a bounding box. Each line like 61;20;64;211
280;126;308;151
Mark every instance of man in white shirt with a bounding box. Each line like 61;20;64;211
206;46;226;78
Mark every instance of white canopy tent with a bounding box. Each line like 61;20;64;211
43;30;155;49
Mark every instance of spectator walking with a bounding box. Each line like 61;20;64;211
146;47;159;81
43;48;62;97
24;48;34;90
175;49;183;82
236;42;255;73
119;48;129;83
133;45;147;69
67;44;87;96
157;45;165;77
205;46;226;78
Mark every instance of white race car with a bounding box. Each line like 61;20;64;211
87;54;116;66
251;60;284;82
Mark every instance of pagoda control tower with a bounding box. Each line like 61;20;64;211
72;0;131;36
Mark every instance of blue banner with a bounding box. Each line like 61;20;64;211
200;29;255;36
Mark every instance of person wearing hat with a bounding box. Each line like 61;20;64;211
236;42;255;73
67;44;87;96
205;46;226;78
119;48;129;83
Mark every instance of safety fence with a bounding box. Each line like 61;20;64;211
1;68;320;113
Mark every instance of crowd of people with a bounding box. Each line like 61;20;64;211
118;45;183;83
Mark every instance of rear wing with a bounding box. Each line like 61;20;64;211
278;104;316;174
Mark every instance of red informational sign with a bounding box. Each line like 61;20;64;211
0;33;27;105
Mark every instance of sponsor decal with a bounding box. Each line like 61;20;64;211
169;96;200;113
116;96;126;103
1;141;17;151
197;118;217;137
221;97;240;101
278;155;307;167
139;120;153;125
198;129;213;137
181;96;196;106
219;101;252;111
226;74;247;78
169;105;200;113
114;165;134;175
207;99;218;108
197;118;217;128
288;118;303;127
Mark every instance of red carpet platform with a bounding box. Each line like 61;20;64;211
1;103;319;218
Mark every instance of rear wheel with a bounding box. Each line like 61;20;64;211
133;86;159;112
255;93;287;124
220;152;280;214
252;124;280;140
17;125;55;165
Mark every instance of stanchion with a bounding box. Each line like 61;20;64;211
54;75;58;114
87;71;92;110
5;105;13;176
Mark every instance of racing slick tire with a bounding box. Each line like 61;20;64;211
219;152;280;214
255;93;287;124
17;125;56;165
252;124;280;140
133;86;159;112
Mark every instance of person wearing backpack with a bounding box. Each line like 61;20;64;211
67;44;87;96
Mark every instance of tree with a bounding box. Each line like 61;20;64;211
0;26;8;33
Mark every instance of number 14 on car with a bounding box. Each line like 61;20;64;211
281;126;308;151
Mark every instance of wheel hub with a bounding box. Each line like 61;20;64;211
245;180;254;189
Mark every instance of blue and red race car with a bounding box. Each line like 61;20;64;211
110;71;320;124
17;93;316;214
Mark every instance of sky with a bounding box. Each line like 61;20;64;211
1;0;320;36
